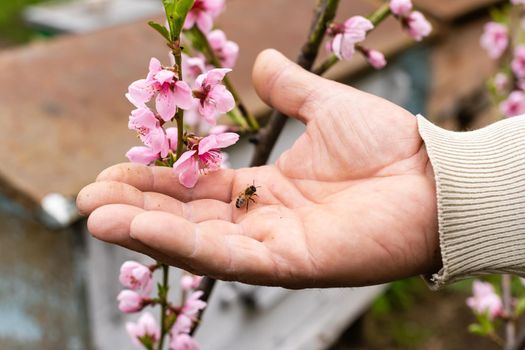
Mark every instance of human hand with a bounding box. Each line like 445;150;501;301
77;49;440;288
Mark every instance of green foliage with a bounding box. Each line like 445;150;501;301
468;323;486;336
148;21;171;42
165;312;177;331
138;335;155;350
0;0;52;44
371;277;425;316
515;297;525;317
162;0;195;41
489;4;513;25
157;282;169;301
389;321;432;347
472;312;496;336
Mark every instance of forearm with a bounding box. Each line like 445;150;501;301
418;115;525;289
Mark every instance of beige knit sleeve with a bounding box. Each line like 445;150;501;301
417;115;525;290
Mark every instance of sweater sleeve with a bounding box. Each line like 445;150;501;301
417;114;525;290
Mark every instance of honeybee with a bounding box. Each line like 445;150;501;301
235;183;260;211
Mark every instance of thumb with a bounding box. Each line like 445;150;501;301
252;49;341;123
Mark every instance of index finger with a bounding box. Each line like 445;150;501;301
96;163;235;202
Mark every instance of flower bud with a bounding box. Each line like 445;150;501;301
117;290;144;313
119;261;153;295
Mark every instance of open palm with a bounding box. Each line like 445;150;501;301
77;49;440;288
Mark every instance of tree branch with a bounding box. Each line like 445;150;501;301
250;0;341;166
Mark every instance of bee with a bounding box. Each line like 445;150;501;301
235;182;260;211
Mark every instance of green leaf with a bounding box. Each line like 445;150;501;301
515;297;525;317
163;0;195;40
476;312;495;333
468;323;487;336
138;335;155;350
148;21;171;41
165;312;177;330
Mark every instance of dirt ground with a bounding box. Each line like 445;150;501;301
330;278;503;350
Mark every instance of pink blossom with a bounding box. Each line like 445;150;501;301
126;127;178;165
165;127;178;148
117;290;144;313
327;16;374;60
500;91;525;117
125;127;169;164
172;314;192;335
169;314;201;349
512;0;525;4
128;107;166;151
181;275;204;291
193;68;235;124
183;0;225;33
126;146;161;165
390;0;412;16
127;58;193;121
172;132;239;188
126;312;160;347
366;49;387;69
181;291;207;318
119;261;153;295
466;280;503;319
512;45;525;79
207;29;239;68
128;107;158;133
208;124;230;134
170;333;200;350
405;11;432;41
494;73;509;93
480;22;509;59
182;54;207;83
517;80;525;91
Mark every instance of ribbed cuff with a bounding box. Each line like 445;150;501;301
417;115;525;290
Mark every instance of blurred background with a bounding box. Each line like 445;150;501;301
0;0;509;349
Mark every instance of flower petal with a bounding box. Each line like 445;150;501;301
207;29;227;49
173;81;194;110
126;79;155;107
126;146;159;165
198;99;218;125
196;12;214;33
165;127;178;150
173;151;199;188
210;85;235;113
198;132;239;154
173;150;197;172
339;34;356;60
154;69;175;85
128;107;158;131
143;127;170;157
156;87;177;121
205;68;232;86
183;11;197;30
148;57;162;79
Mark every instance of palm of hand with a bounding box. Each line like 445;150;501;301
229;85;438;287
77;49;439;288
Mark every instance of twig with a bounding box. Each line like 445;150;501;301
250;0;341;166
510;324;525;350
188;27;259;131
313;2;391;76
503;274;516;349
158;264;169;350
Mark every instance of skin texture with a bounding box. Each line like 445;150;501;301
77;49;440;289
